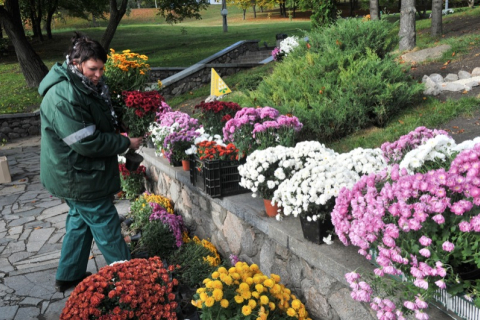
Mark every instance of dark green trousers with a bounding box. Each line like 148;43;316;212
56;197;131;281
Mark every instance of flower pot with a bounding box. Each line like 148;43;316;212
125;151;144;172
263;199;279;217
299;215;334;245
146;136;154;148
170;159;182;167
182;159;190;171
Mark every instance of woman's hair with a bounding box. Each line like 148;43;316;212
66;32;107;65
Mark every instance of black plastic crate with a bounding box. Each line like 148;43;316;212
189;156;249;198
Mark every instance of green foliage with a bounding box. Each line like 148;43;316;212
310;0;337;29
245;18;423;142
128;195;153;233
169;241;221;288
156;0;210;24
137;220;177;259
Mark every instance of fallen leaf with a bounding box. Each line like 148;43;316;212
411;67;417;70
452;52;456;57
459;129;465;133
319;90;323;94
34;227;42;230
441;66;447;70
462;90;468;94
476;53;480;57
89;255;94;260
398;120;404;124
453;126;459;129
444;60;451;66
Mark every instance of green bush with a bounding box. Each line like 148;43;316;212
235;18;423;142
137;220;177;259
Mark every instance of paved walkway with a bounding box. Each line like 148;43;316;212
0;136;130;320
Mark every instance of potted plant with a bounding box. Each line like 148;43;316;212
194;101;242;136
121;90;166;171
192;261;312;320
118;163;146;200
60;257;179;320
332;128;480;319
273;147;386;244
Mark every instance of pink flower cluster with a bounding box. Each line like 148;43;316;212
222;107;279;141
333;142;480;319
380;127;450;165
252;115;303;137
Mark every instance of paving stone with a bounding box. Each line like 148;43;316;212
20;297;42;306
35;199;62;208
38;203;69;220
18;251;61;265
37;243;62;255
8;251;34;264
18;229;32;241
17;191;40;202
0;306;19;320
3;241;25;255
8;217;35;228
26;228;55;252
0;236;18;245
0;258;14;273
47;232;63;244
14;306;40;319
26;183;44;192
42;297;69;320
0;221;6;233
24;221;52;229
13;207;43;218
0;194;20;209
8;262;58;276
44;214;65;225
0;283;14;294
0;185;25;197
8;226;22;235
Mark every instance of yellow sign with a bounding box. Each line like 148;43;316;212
210;68;232;96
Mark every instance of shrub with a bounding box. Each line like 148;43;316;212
241;18;422;142
138;219;178;259
119;163;145;200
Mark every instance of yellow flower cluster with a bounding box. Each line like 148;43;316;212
186;236;221;267
106;49;150;74
192;262;311;320
142;193;174;214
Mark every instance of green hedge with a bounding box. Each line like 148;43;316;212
231;18;424;142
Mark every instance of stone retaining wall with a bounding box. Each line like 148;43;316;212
140;147;454;320
0;111;40;141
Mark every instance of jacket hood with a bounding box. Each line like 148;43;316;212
38;62;71;97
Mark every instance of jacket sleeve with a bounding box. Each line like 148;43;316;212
52;100;131;158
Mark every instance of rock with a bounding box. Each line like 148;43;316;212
440;82;467;92
424;77;441;96
429;73;444;83
472;67;480;76
445;73;459;82
422;75;429;83
401;44;451;63
458;70;471;80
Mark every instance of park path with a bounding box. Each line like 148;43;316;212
0;136;130;320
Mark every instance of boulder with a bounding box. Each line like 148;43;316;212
458;70;471;80
429;73;444;83
445;73;459;82
472;67;480;76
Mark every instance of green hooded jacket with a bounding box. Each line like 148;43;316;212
39;62;130;201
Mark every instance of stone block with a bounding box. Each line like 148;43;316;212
259;239;275;275
223;212;244;256
26;227;55;252
169;180;180;203
429;73;444;83
301;279;334;320
181;188;192;208
211;209;227;231
0;306;19;320
445;73;459;82
240;227;258;257
400;44;451;63
329;287;375;320
458;70;471;79
472;67;480;76
440;82;466;92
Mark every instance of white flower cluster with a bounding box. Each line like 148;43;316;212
149;122;173;156
400;135;480;174
279;36;300;56
240;140;387;221
185;127;225;155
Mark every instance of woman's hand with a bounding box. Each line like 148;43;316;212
129;137;143;150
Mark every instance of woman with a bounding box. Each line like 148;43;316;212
38;32;143;292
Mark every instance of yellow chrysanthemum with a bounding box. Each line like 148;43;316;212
239;282;250;292
231;272;241;280
269;302;276;311
292;299;302;310
122;49;131;53
263;279;274;288
205;281;213;289
252;291;259;299
218;267;227;274
298;307;306;317
196;288;205;294
234;295;244;304
255;284;264;293
271;274;281;283
205;297;215;308
250;264;259;272
242;305;252;316
287;308;297;317
212;280;223;290
228;267;236;274
241;290;252;300
220;299;229;308
199;292;208;302
211;272;220;279
212;288;223;302
270;284;281;294
248;299;257;309
245;277;254;285
253;276;263;284
109;48;115;53
260;295;269;305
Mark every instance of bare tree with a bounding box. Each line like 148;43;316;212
369;0;380;20
0;0;48;87
431;0;442;36
468;0;475;8
101;0;129;50
399;0;416;51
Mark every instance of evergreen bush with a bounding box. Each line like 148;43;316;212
236;18;423;142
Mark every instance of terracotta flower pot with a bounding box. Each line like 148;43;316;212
182;159;190;171
263;199;279;217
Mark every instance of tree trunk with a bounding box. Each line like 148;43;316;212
101;0;128;50
0;0;48;87
137;0;141;8
468;0;474;8
350;0;354;16
253;4;256;18
243;9;246;19
431;0;442;36
222;0;227;32
45;0;59;39
399;0;416;51
370;0;380;20
155;0;158;9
